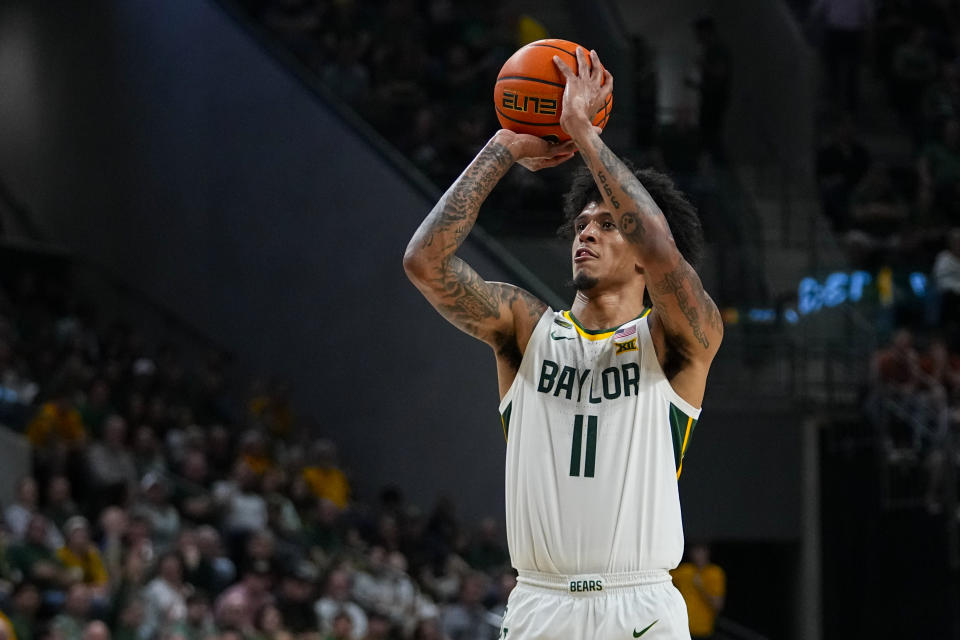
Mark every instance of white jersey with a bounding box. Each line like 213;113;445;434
498;308;701;576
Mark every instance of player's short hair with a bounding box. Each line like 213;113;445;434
558;163;705;303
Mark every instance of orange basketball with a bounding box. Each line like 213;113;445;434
494;39;613;143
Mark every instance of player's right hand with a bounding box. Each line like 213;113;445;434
494;129;577;172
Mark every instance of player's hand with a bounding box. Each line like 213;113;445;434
554;48;613;140
494;129;577;172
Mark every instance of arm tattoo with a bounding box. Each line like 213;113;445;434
431;257;502;325
652;263;709;350
579;133;721;352
695;285;724;333
407;140;547;347
418;142;513;253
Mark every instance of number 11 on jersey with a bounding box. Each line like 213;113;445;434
570;414;598;477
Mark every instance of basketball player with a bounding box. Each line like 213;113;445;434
403;48;722;639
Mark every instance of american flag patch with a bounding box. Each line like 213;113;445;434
613;324;637;340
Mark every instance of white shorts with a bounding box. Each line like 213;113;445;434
499;570;691;640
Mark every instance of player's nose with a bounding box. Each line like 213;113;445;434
577;221;598;242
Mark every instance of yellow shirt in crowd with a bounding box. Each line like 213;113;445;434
56;546;109;587
302;466;349;508
0;611;17;640
26;402;87;448
671;562;726;637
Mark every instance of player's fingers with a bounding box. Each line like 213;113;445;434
543;152;576;167
576;47;589;77
551;140;578;155
590;50;602;79
602;70;614;95
553;55;574;80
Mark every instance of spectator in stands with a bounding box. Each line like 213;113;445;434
171;592;216;640
56;517;109;598
111;553;149;628
0;337;39;427
239;530;278;577
671;542;726;639
418;552;468;606
215;561;274;632
315;568;367;640
920;337;960;402
303;499;345;565
181;526;234;597
122;515;155;573
276;561;318;635
871;328;921;395
326;610;354;640
172;449;215;526
97;507;127;585
237;430;273;477
51;583;92;640
0;612;12;640
132;473;181;553
411;617;449;640
214;461;268;543
6;477;63;549
352;547;418;628
261;468;302;540
26;385;87;454
43;476;79;533
484;570;515;624
131;426;166;478
5;514;61;588
140;552;188;640
113;598;146;640
933;228;960;335
78;380;113;440
439;572;497;640
81;621;110;640
6;581;41;640
253;604;289;640
363;611;399;640
206;425;235;479
301;440;350;509
86;415;138;509
463;518;507;573
816;114;872;231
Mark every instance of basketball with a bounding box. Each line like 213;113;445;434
494;39;613;143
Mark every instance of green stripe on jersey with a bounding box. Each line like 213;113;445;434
501;402;513;442
668;403;698;472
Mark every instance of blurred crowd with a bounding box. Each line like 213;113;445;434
0;266;516;640
238;0;546;188
812;0;960;273
806;0;960;512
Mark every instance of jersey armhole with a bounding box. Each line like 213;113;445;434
497;308;553;415
637;315;703;417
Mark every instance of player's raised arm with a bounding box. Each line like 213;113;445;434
555;48;723;364
403;130;574;349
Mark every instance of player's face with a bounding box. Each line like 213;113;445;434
571;201;639;290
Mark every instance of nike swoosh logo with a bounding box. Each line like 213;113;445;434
550;331;574;340
633;620;658;637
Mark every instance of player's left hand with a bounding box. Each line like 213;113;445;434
494;129;578;172
554;48;613;139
